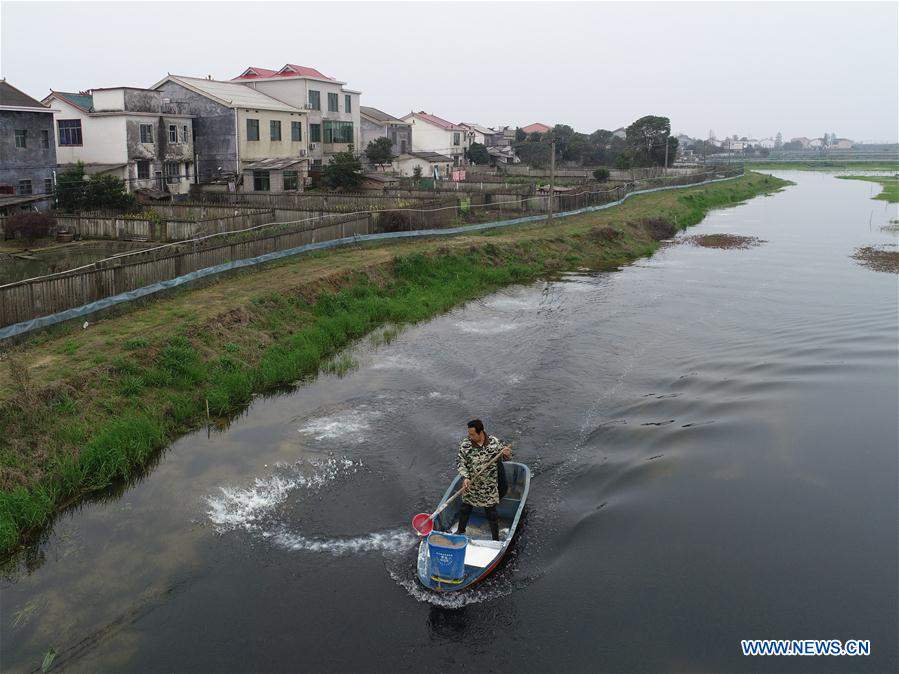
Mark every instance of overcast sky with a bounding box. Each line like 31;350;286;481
2;1;896;142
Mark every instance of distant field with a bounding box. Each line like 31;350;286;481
837;175;899;203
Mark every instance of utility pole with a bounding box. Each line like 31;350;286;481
548;137;556;225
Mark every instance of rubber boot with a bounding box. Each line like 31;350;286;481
487;508;500;541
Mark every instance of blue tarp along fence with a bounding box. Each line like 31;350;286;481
0;170;743;341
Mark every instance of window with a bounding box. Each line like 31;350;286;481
247;118;259;141
253;170;270;191
14;130;27;148
308;90;320;110
41;130;50;149
291;121;302;142
58;119;82;146
344;95;352;113
283;170;299;191
453;132;461;146
44;178;53;195
322;120;353;144
327;92;338;112
140;123;154;144
270;120;281;141
17;179;32;195
310;123;321;142
169;125;178;143
137;160;150;180
165;161;180;184
181;125;189;143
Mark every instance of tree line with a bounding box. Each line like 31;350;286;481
512;115;679;169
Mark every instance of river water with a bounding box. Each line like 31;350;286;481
2;171;896;673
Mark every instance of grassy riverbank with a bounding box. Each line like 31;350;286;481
0;171;790;556
837;175;899;202
748;161;899;172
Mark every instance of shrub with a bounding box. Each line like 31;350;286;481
378;210;412;233
592;168;610;182
4;211;56;241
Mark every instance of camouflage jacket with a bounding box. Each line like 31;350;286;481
457;435;510;507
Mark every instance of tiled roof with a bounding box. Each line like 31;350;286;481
521;122;551;134
160;76;301;113
0;80;49;109
233;67;278;80
280;64;334;80
406;111;463;131
51;91;94;111
460;122;496;135
360;106;406;124
232;64;335;81
404;151;453;162
242;157;308;170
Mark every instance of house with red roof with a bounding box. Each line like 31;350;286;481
230;63;360;168
400;111;473;166
521;122;551;135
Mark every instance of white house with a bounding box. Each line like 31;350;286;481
43;87;195;194
232;64;361;168
392;151;454;179
757;137;776;149
400;111;471;166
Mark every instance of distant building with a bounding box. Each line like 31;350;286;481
43;86;195;195
808;138;825;148
401;112;472;166
232;63;361;168
522;122;552;135
832;138;853;149
459;123;505;147
757;138;776;149
360;106;411;157
392;151;454;179
152;75;308;191
790;137;812;148
0;80;57;212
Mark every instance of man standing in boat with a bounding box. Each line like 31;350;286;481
457;419;512;541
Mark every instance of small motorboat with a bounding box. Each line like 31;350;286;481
417;461;530;592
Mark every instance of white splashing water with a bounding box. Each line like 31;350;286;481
298;408;381;442
206;457;359;533
454;321;520;335
267;527;415;555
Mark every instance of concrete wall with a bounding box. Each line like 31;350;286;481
361;118;411;157
155;80;237;183
235;108;308;163
404;116;470;164
0;109;57;204
244;78;361;162
50;97;128;165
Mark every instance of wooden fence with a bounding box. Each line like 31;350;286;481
0;168;742;331
0;212;371;328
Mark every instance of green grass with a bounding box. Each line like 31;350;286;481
836;175;899;203
0;171;791;557
749;161;899;172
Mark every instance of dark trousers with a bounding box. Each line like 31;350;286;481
457;502;499;541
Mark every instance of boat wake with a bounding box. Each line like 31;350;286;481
205;456;361;533
266;526;415;555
